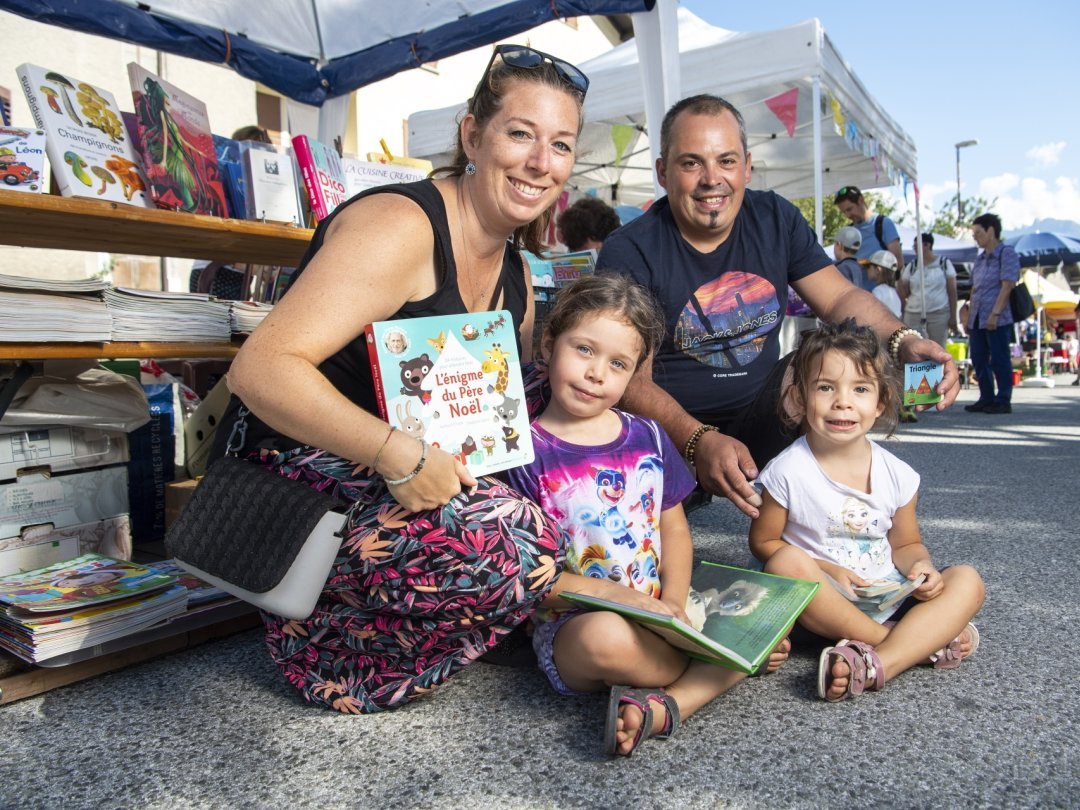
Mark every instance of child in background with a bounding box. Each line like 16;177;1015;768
503;274;789;756
866;250;902;318
748;319;984;702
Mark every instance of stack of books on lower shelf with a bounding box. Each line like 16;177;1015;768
0;273;112;342
0;553;188;664
103;287;232;342
229;300;274;334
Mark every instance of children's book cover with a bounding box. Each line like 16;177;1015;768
15;63;151;206
127;62;228;216
0;553;176;613
292;134;348;222
0;126;47;193
562;562;818;674
904;361;943;406
365;310;533;477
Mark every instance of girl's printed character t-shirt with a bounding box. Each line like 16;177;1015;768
756;436;920;581
502;410;696;600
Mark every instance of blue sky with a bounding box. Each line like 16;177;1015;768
681;1;1080;232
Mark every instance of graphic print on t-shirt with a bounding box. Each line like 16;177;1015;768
673;271;781;368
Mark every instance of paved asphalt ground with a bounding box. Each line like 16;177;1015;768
2;383;1077;809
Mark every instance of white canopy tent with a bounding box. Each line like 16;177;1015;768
408;7;917;234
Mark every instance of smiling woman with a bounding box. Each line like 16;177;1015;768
202;46;589;713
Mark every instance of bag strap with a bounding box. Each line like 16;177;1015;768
0;361;33;421
874;215;887;250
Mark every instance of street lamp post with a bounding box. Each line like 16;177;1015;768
955;139;979;225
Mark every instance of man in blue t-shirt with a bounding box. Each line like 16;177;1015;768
596;95;958;518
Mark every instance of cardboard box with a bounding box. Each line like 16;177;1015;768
165;478;199;530
0;514;132;576
0;426;130;483
0;465;129;540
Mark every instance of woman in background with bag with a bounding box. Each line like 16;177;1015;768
216;46;589;712
964;213;1021;415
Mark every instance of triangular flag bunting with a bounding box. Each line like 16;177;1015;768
764;88;799;137
610;124;635;166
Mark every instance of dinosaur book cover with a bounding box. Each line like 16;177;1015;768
15;63;151;206
563;563;818;674
365;310;534;477
126;63;228;216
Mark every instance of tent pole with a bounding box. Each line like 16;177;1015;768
812;76;822;243
633;0;680;201
1026;302;1056;388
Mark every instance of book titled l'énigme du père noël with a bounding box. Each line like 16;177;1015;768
365;310;533;477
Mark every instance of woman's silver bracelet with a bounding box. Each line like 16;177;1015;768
384;440;428;486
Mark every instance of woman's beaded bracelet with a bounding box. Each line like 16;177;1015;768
384;439;429;486
887;327;922;365
372;425;396;473
683;424;720;466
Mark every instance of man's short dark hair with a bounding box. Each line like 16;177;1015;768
972;213;1003;239
659;94;747;162
557;197;621;251
834;185;864;205
919;232;935;247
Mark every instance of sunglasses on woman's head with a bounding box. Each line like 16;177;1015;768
479;44;590;96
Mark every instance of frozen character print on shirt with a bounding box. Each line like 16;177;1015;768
826;495;890;573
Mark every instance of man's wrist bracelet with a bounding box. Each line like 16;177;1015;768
384;440;428;486
887;327;922;365
684;424;720;465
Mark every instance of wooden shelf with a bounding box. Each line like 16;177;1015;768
0;340;242;360
0;189;313;265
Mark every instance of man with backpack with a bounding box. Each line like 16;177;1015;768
898;232;959;346
834;184;904;273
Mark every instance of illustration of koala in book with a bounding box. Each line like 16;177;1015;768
696;579;769;618
395;400;427;441
495;392;521;451
399;353;432;404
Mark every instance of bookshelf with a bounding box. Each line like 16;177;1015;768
0;189;313;265
0;189;304;702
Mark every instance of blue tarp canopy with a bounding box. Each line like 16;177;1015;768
0;0;653;106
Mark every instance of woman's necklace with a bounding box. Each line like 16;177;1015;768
455;177;494;311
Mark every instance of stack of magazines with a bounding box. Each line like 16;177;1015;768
103;287;232;342
0;273;112;342
0;554;188;664
229;300;274;334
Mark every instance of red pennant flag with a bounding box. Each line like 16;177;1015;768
765;88;799;137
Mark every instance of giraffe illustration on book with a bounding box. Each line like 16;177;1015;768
482;343;512;394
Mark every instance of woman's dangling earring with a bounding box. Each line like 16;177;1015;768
465;161;477;176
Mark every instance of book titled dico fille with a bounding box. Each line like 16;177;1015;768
562;562;818;675
365;310;533;477
292;134;348;222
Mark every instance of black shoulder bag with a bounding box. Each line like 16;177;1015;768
164;406;348;619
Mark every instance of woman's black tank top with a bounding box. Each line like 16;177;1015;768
224;179;528;453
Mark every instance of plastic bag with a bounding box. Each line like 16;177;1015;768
0;360;150;433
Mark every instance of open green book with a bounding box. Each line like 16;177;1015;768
561;562;818;675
